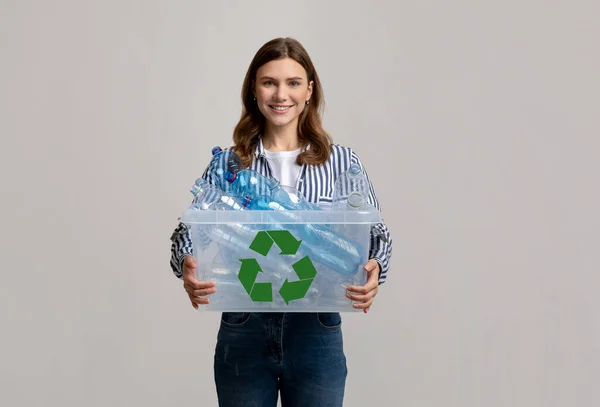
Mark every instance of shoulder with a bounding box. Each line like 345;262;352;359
328;143;353;160
327;143;363;167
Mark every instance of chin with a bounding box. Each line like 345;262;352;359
264;111;297;125
271;117;298;128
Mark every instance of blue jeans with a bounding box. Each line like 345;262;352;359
214;312;347;407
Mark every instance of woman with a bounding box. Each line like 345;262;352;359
170;37;392;407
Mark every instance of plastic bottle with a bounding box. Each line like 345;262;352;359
241;195;366;276
237;187;316;211
189;184;292;277
332;163;371;210
206;146;246;192
276;185;322;211
224;168;279;200
226;149;244;173
189;178;223;210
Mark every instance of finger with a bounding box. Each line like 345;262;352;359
347;280;377;294
353;298;373;310
346;260;379;292
189;293;210;305
364;307;370;313
346;285;368;294
346;290;375;302
183;280;215;292
191;287;217;297
184;279;216;291
188;292;201;309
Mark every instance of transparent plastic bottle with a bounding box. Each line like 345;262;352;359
206;146;245;192
332;163;371;210
238;186;318;211
241;195;365;276
188;179;290;278
189;178;223;210
276;185;322;211
226;149;244;173
224;168;279;200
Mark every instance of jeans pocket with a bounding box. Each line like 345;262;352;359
220;312;252;327
316;312;342;330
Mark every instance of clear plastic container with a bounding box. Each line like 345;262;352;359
180;208;382;312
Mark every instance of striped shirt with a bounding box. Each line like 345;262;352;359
169;137;392;285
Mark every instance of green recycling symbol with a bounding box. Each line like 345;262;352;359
238;230;317;304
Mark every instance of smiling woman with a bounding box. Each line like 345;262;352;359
254;59;313;127
169;37;393;407
231;37;332;167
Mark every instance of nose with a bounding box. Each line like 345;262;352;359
274;85;287;102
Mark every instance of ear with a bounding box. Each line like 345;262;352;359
307;80;314;99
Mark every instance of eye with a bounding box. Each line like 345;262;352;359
290;81;301;86
263;81;275;86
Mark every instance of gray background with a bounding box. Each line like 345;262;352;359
1;1;599;406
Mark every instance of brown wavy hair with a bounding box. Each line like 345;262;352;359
231;37;332;168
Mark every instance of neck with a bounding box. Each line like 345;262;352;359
262;121;301;152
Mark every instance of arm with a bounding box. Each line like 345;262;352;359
168;164;214;279
169;222;194;280
168;147;239;279
350;150;393;285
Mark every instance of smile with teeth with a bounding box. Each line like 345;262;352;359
270;105;293;112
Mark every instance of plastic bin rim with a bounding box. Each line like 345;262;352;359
179;209;382;225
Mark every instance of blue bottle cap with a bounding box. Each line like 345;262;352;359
224;170;236;182
211;146;223;156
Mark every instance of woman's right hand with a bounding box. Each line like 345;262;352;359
182;255;216;309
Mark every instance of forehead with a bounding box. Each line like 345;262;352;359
256;57;307;79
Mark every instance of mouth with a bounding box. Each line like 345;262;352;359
269;104;293;114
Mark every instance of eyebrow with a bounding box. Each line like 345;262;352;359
259;76;304;81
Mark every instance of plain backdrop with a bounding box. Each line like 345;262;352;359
1;1;599;406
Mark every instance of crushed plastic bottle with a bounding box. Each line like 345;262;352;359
274;185;321;211
190;186;292;277
224;168;279;199
206;146;246;192
241;195;366;276
189;178;223;210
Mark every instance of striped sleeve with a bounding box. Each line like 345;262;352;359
168;151;231;279
350;150;393;285
169;222;194;280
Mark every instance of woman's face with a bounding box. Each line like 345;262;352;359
253;58;313;130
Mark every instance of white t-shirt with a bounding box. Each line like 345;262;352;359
263;147;302;189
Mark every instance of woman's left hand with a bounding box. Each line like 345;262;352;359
346;259;381;313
